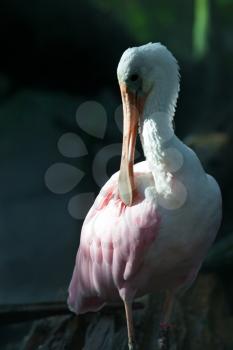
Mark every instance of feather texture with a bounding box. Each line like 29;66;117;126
68;175;160;314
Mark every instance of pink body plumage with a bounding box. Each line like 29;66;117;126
68;173;160;314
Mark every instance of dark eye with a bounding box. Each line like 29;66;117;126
129;73;139;82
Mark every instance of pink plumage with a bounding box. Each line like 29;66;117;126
68;173;160;314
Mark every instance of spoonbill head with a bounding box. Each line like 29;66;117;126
117;43;180;206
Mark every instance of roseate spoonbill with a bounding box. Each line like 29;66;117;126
68;43;222;349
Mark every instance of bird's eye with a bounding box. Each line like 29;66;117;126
129;74;139;82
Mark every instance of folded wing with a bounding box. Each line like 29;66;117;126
68;174;160;314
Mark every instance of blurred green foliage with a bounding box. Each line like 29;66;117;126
193;0;209;59
91;0;233;61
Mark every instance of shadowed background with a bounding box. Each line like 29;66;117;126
0;0;233;349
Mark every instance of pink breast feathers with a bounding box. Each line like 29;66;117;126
68;185;160;314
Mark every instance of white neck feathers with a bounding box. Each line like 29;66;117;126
139;64;180;196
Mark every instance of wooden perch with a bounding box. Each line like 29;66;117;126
0;301;144;325
2;275;233;349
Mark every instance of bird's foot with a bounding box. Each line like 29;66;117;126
158;323;174;350
128;340;137;350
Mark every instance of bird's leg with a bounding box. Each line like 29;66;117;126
124;300;136;350
158;291;175;350
160;290;174;326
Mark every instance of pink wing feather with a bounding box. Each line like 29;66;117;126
68;175;160;314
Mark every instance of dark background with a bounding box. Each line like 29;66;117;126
0;0;233;348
